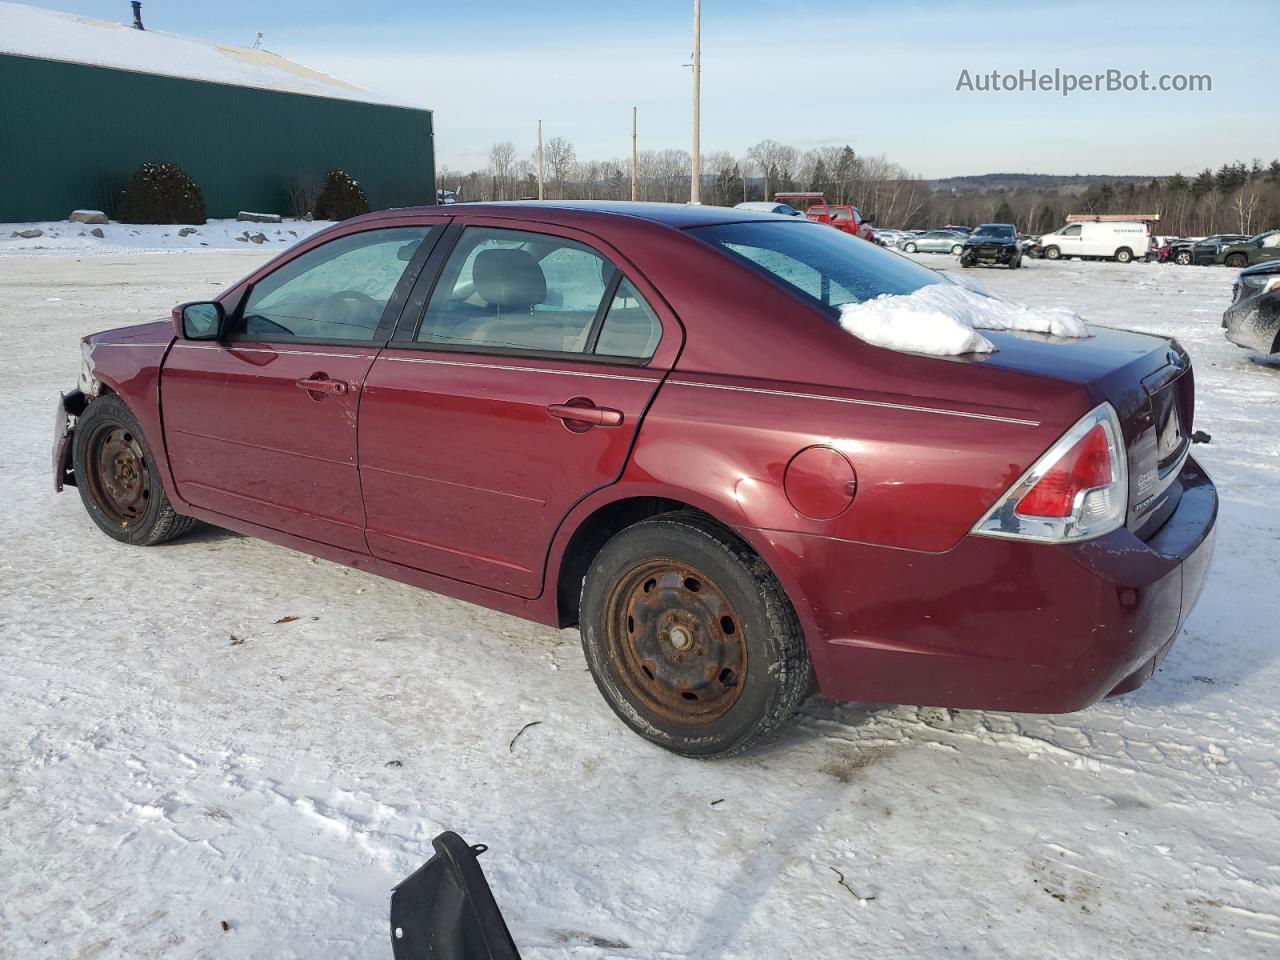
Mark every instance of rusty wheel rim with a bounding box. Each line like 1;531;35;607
85;423;151;528
604;559;747;726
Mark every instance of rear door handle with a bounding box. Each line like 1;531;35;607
547;402;623;427
295;376;348;396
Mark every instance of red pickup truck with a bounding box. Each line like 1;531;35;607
774;192;875;242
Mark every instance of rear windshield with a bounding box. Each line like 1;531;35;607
689;220;940;312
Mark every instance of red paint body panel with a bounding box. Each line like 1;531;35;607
359;349;666;596
161;341;376;553
67;202;1219;717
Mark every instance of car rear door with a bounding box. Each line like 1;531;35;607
161;222;442;552
357;218;682;598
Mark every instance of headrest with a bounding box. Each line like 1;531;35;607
473;249;546;310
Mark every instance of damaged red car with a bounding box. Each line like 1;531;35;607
55;202;1217;758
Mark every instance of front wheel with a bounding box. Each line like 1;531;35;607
1175;251;1193;265
903;242;917;253
72;394;197;545
580;513;812;758
1044;245;1061;260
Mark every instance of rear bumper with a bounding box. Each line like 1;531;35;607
751;456;1217;713
1223;299;1280;354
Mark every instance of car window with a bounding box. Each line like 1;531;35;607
693;220;940;312
595;278;662;359
417;227;614;354
1062;225;1083;237
830;208;852;222
1263;233;1280;248
238;227;432;342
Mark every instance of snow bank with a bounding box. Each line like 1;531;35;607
839;282;1090;356
0;217;333;256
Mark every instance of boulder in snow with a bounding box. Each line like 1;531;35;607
69;210;108;224
11;228;44;239
178;227;199;237
90;227;105;238
237;211;282;224
248;232;268;244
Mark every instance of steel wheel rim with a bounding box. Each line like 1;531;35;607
604;558;747;725
86;422;151;528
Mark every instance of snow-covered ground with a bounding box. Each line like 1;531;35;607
1;217;333;257
2;250;1278;959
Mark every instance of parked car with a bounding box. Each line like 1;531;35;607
1216;230;1280;269
1166;234;1250;266
960;223;1022;268
942;224;972;234
55;201;1217;758
1034;220;1150;262
1222;259;1280;355
873;228;908;248
734;201;804;217
773;192;876;242
900;230;967;254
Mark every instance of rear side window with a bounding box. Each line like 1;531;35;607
691;221;939;311
238;227;432;342
595;278;661;359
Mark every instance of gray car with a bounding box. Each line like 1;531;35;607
899;230;967;255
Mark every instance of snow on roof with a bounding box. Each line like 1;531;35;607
0;2;415;108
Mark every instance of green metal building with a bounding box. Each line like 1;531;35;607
0;4;434;222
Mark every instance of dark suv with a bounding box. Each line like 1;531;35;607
960;223;1022;268
1217;230;1280;269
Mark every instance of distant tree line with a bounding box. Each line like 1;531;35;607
439;144;1280;238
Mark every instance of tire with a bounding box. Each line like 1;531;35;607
951;243;964;255
72;393;197;546
1044;245;1061;260
1175;251;1192;266
580;512;812;759
1114;247;1133;264
1225;253;1247;269
960;251;976;268
1009;254;1022;269
903;242;917;253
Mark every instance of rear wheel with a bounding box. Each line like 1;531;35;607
1044;245;1061;260
580;512;811;758
951;243;964;255
1114;247;1133;264
72;394;196;545
1225;253;1247;269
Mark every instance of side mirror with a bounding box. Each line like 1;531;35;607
178;301;225;341
863;214;876;224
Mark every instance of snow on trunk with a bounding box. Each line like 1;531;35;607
839;281;1090;356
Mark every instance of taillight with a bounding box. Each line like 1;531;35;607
973;403;1128;542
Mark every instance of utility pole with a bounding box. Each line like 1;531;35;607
690;0;701;204
631;107;638;202
537;120;545;201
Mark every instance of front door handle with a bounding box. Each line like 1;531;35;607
295;375;348;396
547;402;624;427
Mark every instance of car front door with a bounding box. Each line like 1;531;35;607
1056;223;1083;256
357;220;680;598
161;223;440;552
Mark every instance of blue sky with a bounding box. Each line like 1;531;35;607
22;0;1279;177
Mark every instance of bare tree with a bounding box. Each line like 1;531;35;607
544;137;576;199
487;142;517;201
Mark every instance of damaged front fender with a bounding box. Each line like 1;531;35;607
54;389;86;492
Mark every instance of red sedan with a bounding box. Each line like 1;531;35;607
54;202;1217;758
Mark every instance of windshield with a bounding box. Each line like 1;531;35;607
974;225;1015;237
690;220;941;312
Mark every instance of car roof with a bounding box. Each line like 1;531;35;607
360;200;778;229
